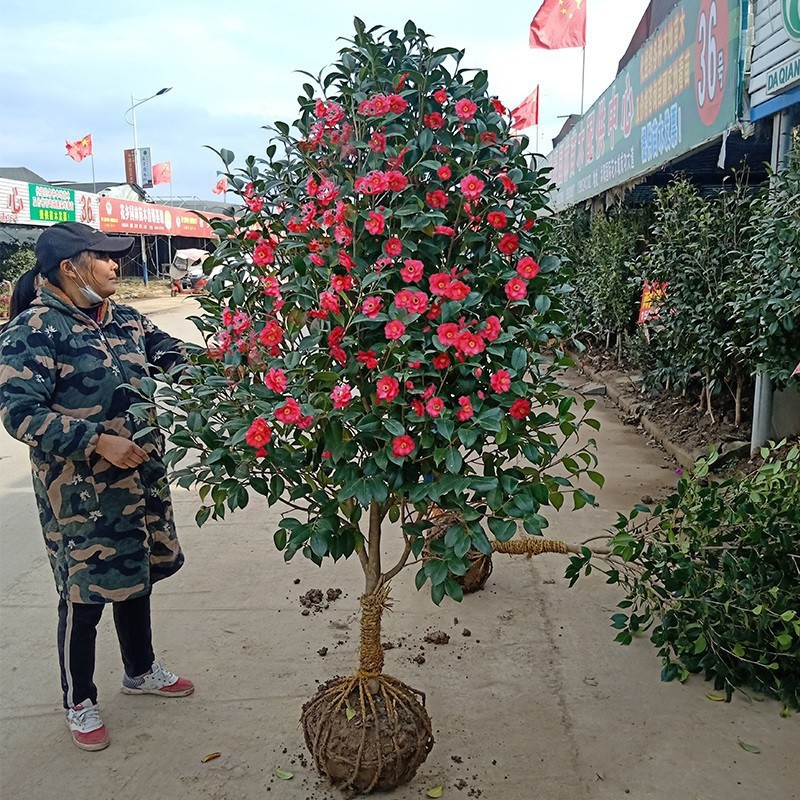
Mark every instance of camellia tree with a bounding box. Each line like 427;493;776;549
143;19;602;794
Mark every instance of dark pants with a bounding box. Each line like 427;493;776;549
57;593;155;709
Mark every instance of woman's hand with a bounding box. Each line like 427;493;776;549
95;433;150;469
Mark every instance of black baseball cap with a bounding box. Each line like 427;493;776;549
35;222;134;272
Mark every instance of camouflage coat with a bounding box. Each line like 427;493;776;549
0;284;184;604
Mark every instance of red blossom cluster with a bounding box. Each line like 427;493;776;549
225;70;548;465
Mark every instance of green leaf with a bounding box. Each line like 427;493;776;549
487;516;515;540
445;448;463;473
737;740;761;754
427;786;444;798
705;693;726;701
273;768;294;779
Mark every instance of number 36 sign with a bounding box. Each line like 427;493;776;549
695;0;730;125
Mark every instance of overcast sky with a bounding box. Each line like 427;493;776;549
1;0;650;201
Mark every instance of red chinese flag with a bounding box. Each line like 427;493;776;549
529;0;587;49
510;86;540;130
211;177;227;195
152;161;172;185
66;134;92;162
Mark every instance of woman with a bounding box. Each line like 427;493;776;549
0;222;193;751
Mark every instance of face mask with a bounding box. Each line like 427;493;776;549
69;261;104;305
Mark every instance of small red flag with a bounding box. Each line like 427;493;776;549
152;161;172;185
66;134;93;162
510;86;540;130
211;177;227;195
529;0;587;49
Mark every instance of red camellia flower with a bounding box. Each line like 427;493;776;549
357;349;379;369
456;396;474;421
392;434;415;458
253;240;276;266
446;280;471;302
437;164;452;180
480;131;497;145
516;256;541;279
504;276;528;301
245;417;273;449
456;330;485;356
385;170;408;192
498;233;520;255
264;367;287;393
316;179;339;206
259;320;283;347
490;97;508;114
460;174;485;200
426;189;449;209
369;131;387;152
384;237;403;257
331;273;354;292
320;291;341;314
523;217;536;231
384;319;406;340
338;251;356;271
376;375;400;402
498;173;517;194
331;383;353;409
429;272;452;296
309;253;326;267
387;93;408;113
455;98;478;121
424;112;445;130
426;396;445;417
408;291;429;314
275;397;302;424
434;225;455;237
410;400;425;417
433;88;447;104
490;369;512;393
395;289;415;310
361;296;383;318
483;315;502;341
509;398;532;420
486;211;507;230
432;352;451;370
334;224;353;245
364;210;386;235
436;322;460;346
400;258;424;283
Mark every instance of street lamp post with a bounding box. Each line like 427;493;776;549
125;87;172;285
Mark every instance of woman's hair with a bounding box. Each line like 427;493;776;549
8;250;93;320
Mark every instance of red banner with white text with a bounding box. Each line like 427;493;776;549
98;196;224;238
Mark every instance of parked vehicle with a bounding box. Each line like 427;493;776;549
169;248;209;296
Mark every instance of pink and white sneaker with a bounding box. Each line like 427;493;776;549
66;699;110;751
122;661;194;697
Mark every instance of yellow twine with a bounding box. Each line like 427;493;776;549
358;583;392;677
492;538;569;558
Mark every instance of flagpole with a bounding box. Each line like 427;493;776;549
580;46;586;114
536;124;540;153
90;153;97;194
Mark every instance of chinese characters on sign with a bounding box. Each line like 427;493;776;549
548;0;740;208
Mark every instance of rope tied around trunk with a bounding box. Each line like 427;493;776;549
358;582;392;677
492;538;570;558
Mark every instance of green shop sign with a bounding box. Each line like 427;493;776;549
549;0;741;208
783;0;800;42
28;183;76;223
